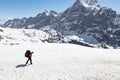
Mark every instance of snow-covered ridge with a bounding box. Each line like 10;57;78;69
75;0;99;10
44;9;58;17
0;27;99;48
3;10;58;29
79;0;98;5
0;27;62;45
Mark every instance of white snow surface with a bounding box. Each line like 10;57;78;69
0;43;120;80
0;27;51;44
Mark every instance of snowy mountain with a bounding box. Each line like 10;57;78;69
1;0;120;48
76;0;98;8
57;0;120;48
3;10;58;29
81;0;98;5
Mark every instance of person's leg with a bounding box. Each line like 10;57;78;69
26;58;30;65
30;58;32;64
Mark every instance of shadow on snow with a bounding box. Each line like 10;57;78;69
16;64;26;68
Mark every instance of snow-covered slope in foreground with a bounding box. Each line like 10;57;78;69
0;43;120;80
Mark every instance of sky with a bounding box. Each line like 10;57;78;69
0;0;120;18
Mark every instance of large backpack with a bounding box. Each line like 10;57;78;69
25;50;30;58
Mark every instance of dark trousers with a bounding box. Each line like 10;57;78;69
26;58;32;64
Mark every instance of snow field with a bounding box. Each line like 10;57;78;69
0;43;120;80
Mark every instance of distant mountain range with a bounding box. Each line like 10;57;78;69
0;18;11;25
1;0;120;48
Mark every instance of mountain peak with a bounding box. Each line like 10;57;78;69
43;9;58;16
74;0;99;10
44;9;51;15
77;0;98;5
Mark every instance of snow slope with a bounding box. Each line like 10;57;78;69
0;27;98;48
0;27;61;45
0;43;120;80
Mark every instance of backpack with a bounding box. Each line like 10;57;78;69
25;50;30;58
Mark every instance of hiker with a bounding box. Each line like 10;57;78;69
25;50;33;65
